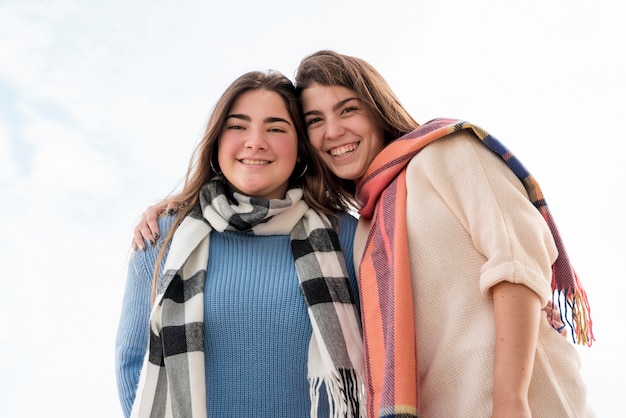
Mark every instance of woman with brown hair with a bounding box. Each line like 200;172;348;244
116;70;364;418
295;50;594;418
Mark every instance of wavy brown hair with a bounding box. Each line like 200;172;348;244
294;50;420;201
150;70;344;302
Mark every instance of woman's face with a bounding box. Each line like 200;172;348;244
300;83;385;182
218;89;299;200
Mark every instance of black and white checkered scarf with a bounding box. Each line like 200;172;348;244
131;176;365;418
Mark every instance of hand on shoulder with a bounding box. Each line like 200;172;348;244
131;201;179;251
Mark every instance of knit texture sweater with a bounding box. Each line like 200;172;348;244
116;212;359;417
354;131;594;417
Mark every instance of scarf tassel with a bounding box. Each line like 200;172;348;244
309;369;366;418
552;281;594;347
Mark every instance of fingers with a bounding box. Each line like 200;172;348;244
132;215;157;251
132;204;163;251
132;227;146;252
165;201;180;215
542;301;567;337
145;205;161;238
131;201;180;251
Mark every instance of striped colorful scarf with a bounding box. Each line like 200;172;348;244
131;176;365;418
356;118;594;418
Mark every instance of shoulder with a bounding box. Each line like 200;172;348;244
336;211;358;228
408;128;517;181
157;212;178;234
131;214;178;271
333;212;357;251
416;129;483;159
335;212;358;237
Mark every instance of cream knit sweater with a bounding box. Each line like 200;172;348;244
354;131;594;417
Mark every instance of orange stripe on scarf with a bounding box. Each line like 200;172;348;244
358;124;450;417
359;170;418;417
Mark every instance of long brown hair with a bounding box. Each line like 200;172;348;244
295;50;420;200
150;70;343;302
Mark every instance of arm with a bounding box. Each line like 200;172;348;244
491;281;541;418
413;133;558;415
115;248;157;416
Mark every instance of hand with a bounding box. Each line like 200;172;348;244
131;201;179;251
543;300;567;337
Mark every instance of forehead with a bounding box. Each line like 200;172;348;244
230;89;291;118
300;84;357;111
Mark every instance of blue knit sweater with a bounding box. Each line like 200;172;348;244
115;212;359;417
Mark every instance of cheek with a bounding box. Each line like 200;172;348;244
216;138;230;166
283;142;299;164
365;127;385;154
306;130;324;152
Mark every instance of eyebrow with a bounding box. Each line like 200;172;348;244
226;114;292;125
303;97;360;118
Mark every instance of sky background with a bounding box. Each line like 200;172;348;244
1;0;623;416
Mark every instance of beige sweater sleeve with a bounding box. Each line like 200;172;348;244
404;130;558;304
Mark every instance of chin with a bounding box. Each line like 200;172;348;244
333;169;360;182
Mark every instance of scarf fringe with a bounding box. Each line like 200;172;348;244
309;369;366;418
553;279;594;346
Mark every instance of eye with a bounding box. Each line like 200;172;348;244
305;117;322;127
226;124;245;130
341;106;358;115
268;127;287;133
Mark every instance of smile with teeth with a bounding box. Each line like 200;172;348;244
240;159;270;165
329;142;358;157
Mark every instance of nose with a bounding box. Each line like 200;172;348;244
244;128;268;150
324;117;346;141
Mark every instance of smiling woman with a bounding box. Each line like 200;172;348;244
302;85;386;181
115;70;365;418
293;49;596;418
217;89;299;200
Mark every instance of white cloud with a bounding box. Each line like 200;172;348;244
0;117;19;182
20;115;117;195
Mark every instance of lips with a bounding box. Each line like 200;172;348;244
329;142;358;157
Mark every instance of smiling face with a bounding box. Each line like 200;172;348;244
217;89;299;200
301;84;385;182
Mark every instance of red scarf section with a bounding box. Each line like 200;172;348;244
356;118;593;417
